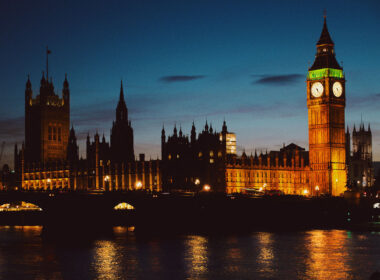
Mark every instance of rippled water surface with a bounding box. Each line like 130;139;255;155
0;226;379;279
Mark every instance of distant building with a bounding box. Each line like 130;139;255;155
24;73;70;163
346;123;374;188
161;121;228;192
15;59;161;191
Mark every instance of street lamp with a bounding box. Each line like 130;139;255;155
203;184;211;192
47;178;51;190
303;189;309;196
335;178;338;196
195;178;200;185
135;181;143;190
104;175;110;191
315;185;319;197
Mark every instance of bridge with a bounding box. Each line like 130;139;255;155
0;190;378;232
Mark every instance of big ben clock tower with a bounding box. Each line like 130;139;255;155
307;16;346;196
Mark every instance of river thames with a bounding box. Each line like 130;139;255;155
0;226;379;279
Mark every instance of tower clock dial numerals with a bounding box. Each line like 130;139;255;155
311;82;324;98
333;81;343;97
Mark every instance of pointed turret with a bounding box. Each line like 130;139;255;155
209;123;213;133
309;15;341;70
40;71;46;85
317;15;334;46
161;125;166;142
161;124;166;160
161;124;165;137
116;80;128;122
63;74;70;103
179;125;183;137
25;75;32;106
205;120;209;132
26;75;32;89
63;73;69;89
191;121;196;143
368;123;371;133
67;125;79;162
222;119;227;133
173;124;177;137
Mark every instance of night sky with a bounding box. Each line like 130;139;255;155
1;0;380;167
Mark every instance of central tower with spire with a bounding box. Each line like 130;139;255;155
307;16;346;196
110;81;134;162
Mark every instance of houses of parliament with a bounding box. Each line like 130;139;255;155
11;17;374;196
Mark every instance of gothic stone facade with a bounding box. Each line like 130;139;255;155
16;78;161;192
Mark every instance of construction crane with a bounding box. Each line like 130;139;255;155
0;141;5;163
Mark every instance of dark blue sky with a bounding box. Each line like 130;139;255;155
1;0;380;166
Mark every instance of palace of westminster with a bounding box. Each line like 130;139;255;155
5;18;374;196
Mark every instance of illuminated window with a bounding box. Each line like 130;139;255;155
168;154;172;160
218;151;222;157
198;152;202;158
210;150;214;157
177;154;179;159
210;159;214;163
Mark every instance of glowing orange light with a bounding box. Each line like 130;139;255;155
135;181;143;189
203;184;211;191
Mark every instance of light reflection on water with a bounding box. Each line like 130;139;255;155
257;232;275;276
306;230;351;279
0;226;379;279
185;235;208;278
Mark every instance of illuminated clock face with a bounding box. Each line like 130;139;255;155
311;82;324;98
333;81;343;97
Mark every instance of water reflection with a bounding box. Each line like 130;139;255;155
0;226;378;279
93;240;120;280
306;230;351;279
185;235;208;278
257;232;275;276
225;237;242;273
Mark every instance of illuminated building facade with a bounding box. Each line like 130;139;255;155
225;144;310;194
307;16;346;196
225;17;347;196
220;132;236;155
14;17;351;196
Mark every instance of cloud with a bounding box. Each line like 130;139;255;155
159;75;206;83
0;117;24;141
347;93;380;109
253;74;303;86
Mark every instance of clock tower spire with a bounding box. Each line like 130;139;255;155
307;16;346;196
